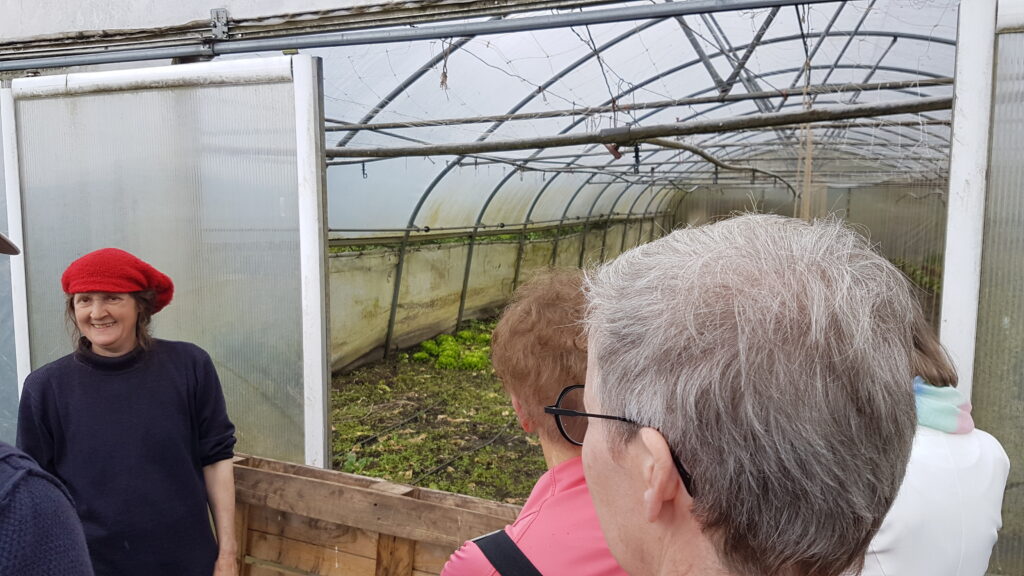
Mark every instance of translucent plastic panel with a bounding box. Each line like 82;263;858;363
0;99;16;443
974;32;1024;576
15;82;304;462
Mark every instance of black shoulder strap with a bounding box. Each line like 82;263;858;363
472;529;544;576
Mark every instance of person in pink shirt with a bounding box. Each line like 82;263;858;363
442;269;626;576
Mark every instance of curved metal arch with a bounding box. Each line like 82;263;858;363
336;33;481;147
682;99;951;154
709;145;946;181
680;101;950;173
413;19;667;333
687;119;949;171
597;129;947;230
637;186;677;244
603;61;951;198
381;23;957;348
649;186;680;238
353;8;959;352
524;109;946;235
620;184;667;252
459;55;953;243
632;65;953;145
688;107;951;156
600;183;652;260
545;87;948;221
548;167;613;266
578;179;630;267
388;26;955;205
696;129;949;176
569;119;913;245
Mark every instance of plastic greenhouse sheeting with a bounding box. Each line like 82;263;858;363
318;0;956;238
2;56;329;466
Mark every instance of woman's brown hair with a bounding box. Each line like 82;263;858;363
911;312;957;387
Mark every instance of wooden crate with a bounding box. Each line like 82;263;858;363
233;455;521;576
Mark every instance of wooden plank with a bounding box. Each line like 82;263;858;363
237;456;518;524
247;558;310;576
235;466;508;548
374;535;415;576
237;503;252;576
243;455;379;489
416;488;519;522
370;482;417;498
238;456;519;521
248;565;291;576
248;506;378;559
248;531;376;576
413;542;455;575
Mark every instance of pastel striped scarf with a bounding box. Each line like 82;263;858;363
913;376;974;434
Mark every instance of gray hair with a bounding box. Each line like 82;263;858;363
585;214;917;576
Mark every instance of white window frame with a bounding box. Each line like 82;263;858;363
0;55;330;467
941;0;998;400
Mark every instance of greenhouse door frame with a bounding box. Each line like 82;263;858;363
941;0;994;400
0;55;331;467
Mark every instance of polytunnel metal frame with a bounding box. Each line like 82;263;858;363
0;0;845;72
316;2;957;354
0;0;959;359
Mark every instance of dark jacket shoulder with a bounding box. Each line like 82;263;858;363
150;339;212;362
21;353;78;392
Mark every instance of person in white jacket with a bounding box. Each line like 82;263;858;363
862;315;1010;576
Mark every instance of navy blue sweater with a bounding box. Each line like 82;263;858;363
17;340;236;576
0;441;94;575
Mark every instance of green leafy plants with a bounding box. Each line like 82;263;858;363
892;256;943;295
415;321;496;371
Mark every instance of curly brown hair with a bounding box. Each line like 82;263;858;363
492;268;587;444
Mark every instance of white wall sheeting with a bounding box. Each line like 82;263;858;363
2;1;375;41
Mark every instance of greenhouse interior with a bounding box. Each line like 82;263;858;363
0;0;1021;574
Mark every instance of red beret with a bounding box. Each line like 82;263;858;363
61;248;174;313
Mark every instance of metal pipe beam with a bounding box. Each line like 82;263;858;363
326;96;952;158
0;0;842;72
808;0;878;106
721;7;780;96
678;17;728;92
324;78;952;131
778;1;846;99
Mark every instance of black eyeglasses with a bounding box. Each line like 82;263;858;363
544;384;696;497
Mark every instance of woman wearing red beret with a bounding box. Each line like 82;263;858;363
16;248;239;576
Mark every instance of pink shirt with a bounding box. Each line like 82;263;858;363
442;456;626;576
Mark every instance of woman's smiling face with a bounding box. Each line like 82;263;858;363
73;292;139;357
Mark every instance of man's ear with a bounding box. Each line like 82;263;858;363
638;427;688;523
510;395;534;434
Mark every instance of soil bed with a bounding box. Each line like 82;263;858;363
330;320;546;505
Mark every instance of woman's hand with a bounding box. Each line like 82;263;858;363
213;554;239;576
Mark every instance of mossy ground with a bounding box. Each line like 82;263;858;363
330;320;546;505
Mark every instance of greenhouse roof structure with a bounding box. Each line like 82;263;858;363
285;0;955;240
1;0;958;238
315;0;957;237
